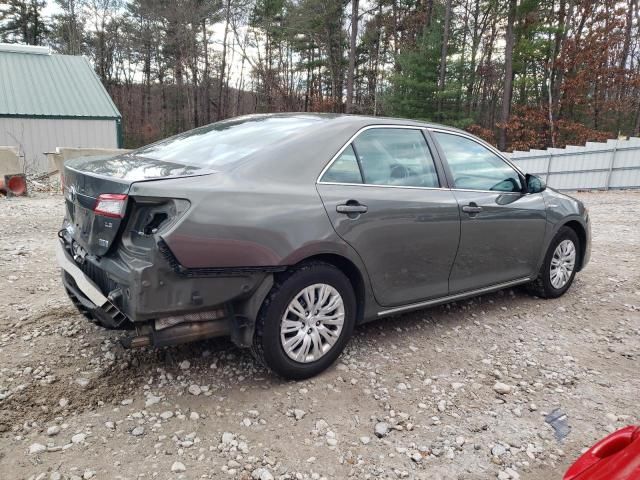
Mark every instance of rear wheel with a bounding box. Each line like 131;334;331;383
528;226;580;299
251;262;356;380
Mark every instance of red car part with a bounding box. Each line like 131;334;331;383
0;174;27;196
564;426;640;480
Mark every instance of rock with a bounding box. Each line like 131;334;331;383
71;433;86;444
47;425;61;436
83;470;96;479
252;468;274;480
242;418;252;427
29;443;46;454
59;398;69;408
145;394;162;407
505;468;520;479
179;360;190;370
493;382;513;395
498;471;511;480
315;419;329;432
171;461;186;473
437;399;446;412
221;432;235;445
293;409;306;420
492;444;507;457
326;437;338;446
131;426;144;437
190;412;200;421
105;421;115;430
50;473;62;480
160;411;174;420
410;451;423;463
374;422;389;438
360;436;371;445
75;377;90;389
188;384;201;396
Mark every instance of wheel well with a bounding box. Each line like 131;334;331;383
292;254;366;323
563;220;587;270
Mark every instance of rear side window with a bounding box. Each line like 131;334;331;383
353;128;439;188
433;132;522;192
321;145;363;184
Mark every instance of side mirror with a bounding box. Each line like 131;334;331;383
526;174;546;194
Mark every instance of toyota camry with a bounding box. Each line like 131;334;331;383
57;113;591;379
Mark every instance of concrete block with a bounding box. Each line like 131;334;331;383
0;146;22;177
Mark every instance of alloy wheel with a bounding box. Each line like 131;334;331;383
550;239;576;289
280;283;345;363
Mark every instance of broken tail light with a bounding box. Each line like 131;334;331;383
94;194;128;218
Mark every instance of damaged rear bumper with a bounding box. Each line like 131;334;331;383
56;236;275;348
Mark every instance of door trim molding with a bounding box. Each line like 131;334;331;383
376;276;532;317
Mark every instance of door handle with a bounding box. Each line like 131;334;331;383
336;203;368;214
462;204;483;214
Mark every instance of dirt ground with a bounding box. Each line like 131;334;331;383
0;190;638;480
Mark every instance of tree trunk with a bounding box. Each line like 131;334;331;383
346;0;359;113
217;0;231;120
437;0;453;116
498;0;517;151
203;19;211;123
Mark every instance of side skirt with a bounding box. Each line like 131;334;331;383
376;277;532;318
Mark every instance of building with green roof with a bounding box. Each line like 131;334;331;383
0;43;122;173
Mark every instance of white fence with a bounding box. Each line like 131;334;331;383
507;137;640;190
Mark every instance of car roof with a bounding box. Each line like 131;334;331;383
229;113;468;184
228;112;464;133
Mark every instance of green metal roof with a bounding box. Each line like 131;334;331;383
0;48;121;119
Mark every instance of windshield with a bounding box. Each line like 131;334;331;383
132;115;323;168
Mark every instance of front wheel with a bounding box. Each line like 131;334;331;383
528;226;580;299
251;262;356;380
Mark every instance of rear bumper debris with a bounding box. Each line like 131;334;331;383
57;233;275;348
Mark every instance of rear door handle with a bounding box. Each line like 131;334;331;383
336;203;368;214
462;204;483;214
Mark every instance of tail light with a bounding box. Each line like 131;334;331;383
94;194;128;218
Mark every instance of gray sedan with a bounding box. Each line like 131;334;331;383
57;114;591;379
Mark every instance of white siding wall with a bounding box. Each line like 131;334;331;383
0;117;118;173
507;137;640;190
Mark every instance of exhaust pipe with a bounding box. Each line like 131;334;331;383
122;319;232;349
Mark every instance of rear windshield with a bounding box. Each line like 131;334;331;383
133;115;322;168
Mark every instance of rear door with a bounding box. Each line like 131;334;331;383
317;126;460;307
430;130;547;293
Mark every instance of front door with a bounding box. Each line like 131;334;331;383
317;127;460;307
430;130;548;293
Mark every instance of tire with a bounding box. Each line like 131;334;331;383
527;226;580;299
251;262;356;380
64;286;96;321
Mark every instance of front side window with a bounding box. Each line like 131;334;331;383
433;132;522;192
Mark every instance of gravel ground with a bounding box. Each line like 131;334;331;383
0;190;638;480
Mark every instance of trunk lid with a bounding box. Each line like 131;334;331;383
63;153;214;257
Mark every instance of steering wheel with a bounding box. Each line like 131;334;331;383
390;163;410;180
